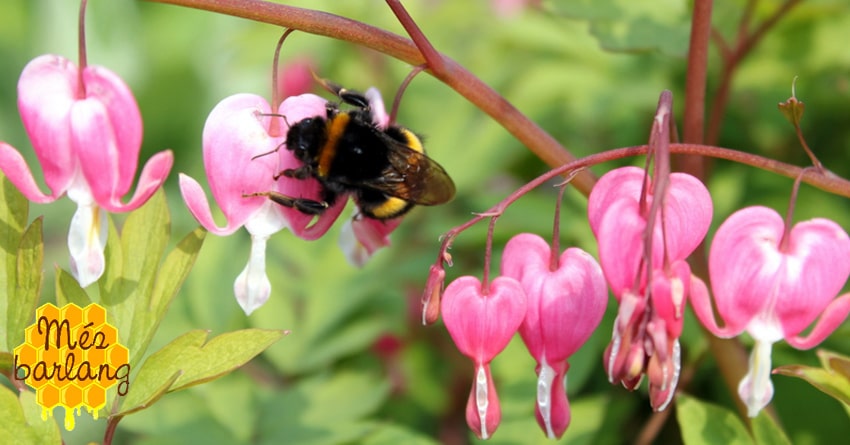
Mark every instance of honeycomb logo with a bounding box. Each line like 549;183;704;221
13;303;131;431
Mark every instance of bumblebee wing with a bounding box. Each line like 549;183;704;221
361;140;456;205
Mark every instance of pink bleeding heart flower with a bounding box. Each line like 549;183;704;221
587;166;712;411
441;275;527;439
690;205;850;417
0;54;172;287
179;93;345;315
501;233;607;439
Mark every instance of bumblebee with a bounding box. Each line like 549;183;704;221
265;77;455;220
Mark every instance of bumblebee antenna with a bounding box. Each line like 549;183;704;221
390;64;426;125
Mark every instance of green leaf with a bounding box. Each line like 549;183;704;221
117;329;285;416
774;349;850;406
98;190;205;366
0;171;29;352
676;394;753;445
6;217;43;350
0;386;60;445
551;0;691;56
100;190;169;364
19;390;62;444
54;267;91;307
258;371;391;444
751;411;792;445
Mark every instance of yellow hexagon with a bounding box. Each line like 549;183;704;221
83;386;107;411
14;343;38;372
96;324;118;350
83;304;107;329
37;384;61;409
61;385;83;410
85;347;106;370
107;344;129;366
61;304;84;330
38;347;61;370
25;325;45;349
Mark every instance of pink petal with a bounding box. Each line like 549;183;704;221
104;150;172;212
178;173;244;236
774;217;850;337
201;94;287;227
501;233;607;362
688;274;742;338
588;166;712;263
587;166;645;235
338;216;402;267
441;276;527;363
16;54;77;196
277;59;314;100
785;293;850;349
593;198;649;297
364;87;390;129
0;143;61;203
649;261;691;339
80;64;143;196
274;94;346;239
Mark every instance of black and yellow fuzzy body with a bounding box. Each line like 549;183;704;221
281;84;455;220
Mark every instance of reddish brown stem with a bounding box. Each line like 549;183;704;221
143;0;596;194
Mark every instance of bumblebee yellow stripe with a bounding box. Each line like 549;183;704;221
318;113;350;177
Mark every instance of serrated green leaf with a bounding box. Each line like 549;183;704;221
752;411;792;445
774;350;850;406
55;267;91;307
676;394;753;445
118;329;285;416
0;172;28;352
19;390;61;444
6;217;43;349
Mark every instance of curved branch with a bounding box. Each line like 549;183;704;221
144;0;595;193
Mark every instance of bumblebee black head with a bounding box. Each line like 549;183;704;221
286;117;327;163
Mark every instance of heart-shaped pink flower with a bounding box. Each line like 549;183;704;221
441;275;526;439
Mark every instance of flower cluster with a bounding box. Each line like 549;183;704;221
439;231;608;439
588;166;712;411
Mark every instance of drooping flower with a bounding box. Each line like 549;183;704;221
501;233;607;439
587;166;712;411
179;93;346;315
690;205;850;417
338;216;402;267
441;275;527;439
0;54;173;286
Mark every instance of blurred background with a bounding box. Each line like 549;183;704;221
1;0;850;443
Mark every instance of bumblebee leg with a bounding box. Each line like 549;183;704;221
276;165;312;180
244;192;328;215
310;70;370;109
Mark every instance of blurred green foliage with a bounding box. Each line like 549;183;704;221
2;0;850;444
